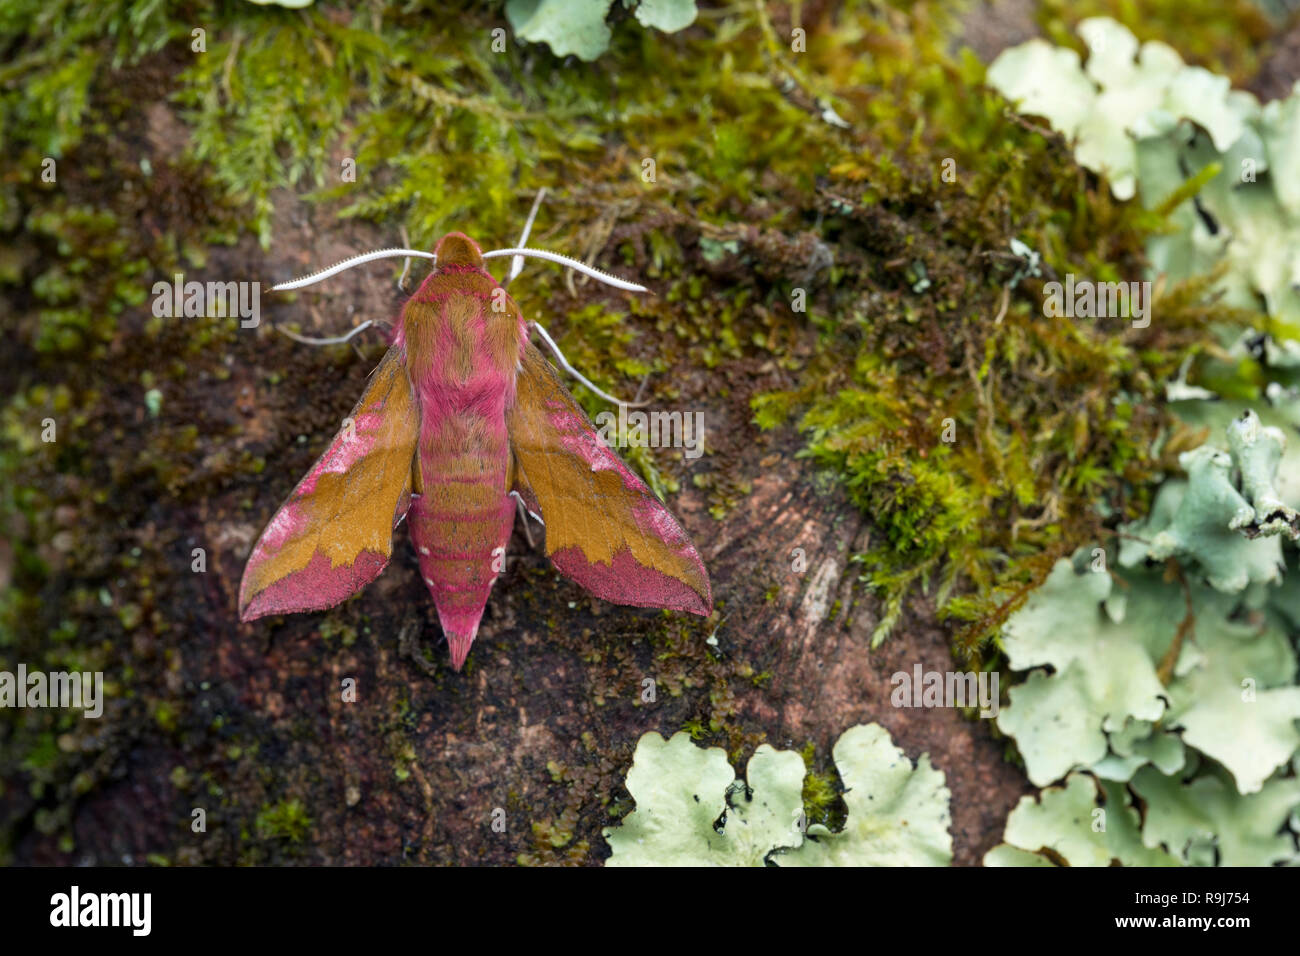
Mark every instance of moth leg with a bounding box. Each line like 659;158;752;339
398;616;439;677
275;319;384;348
529;320;651;408
511;490;542;549
505;187;547;289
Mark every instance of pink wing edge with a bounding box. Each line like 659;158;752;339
239;402;414;622
515;395;713;618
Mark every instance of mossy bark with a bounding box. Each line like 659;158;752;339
2;0;1288;866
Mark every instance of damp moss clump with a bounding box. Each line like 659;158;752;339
255;798;312;844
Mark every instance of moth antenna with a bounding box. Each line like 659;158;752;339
398;226;415;293
482;248;647;293
531;321;651;408
274;319;381;347
506;188;548;288
272;249;436;291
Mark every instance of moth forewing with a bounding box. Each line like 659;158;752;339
239;347;419;621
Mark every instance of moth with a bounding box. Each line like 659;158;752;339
238;219;712;670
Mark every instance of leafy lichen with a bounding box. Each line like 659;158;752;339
604;723;952;866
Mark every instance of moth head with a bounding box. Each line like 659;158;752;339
433;232;484;269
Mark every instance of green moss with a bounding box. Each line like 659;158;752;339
797;742;846;830
151;700;178;734
736;32;1239;653
0;0;189;158
255;799;312;844
531;814;575;849
318;617;358;648
0;1;248;859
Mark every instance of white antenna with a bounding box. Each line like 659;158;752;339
272;249;435;291
271;245;646;293
481;248;647;292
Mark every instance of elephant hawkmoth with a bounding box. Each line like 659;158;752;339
239;231;712;670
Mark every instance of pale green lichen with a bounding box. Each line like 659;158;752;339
1003;523;1300;797
1117;445;1282;592
774;724;952;867
602;731;804;867
1226;408;1300;537
505;0;698;62
985;772;1181;867
987;17;1300;854
990;16;1300;330
1131;765;1300;866
997;558;1170;786
993;409;1300;863
604;724;951;866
